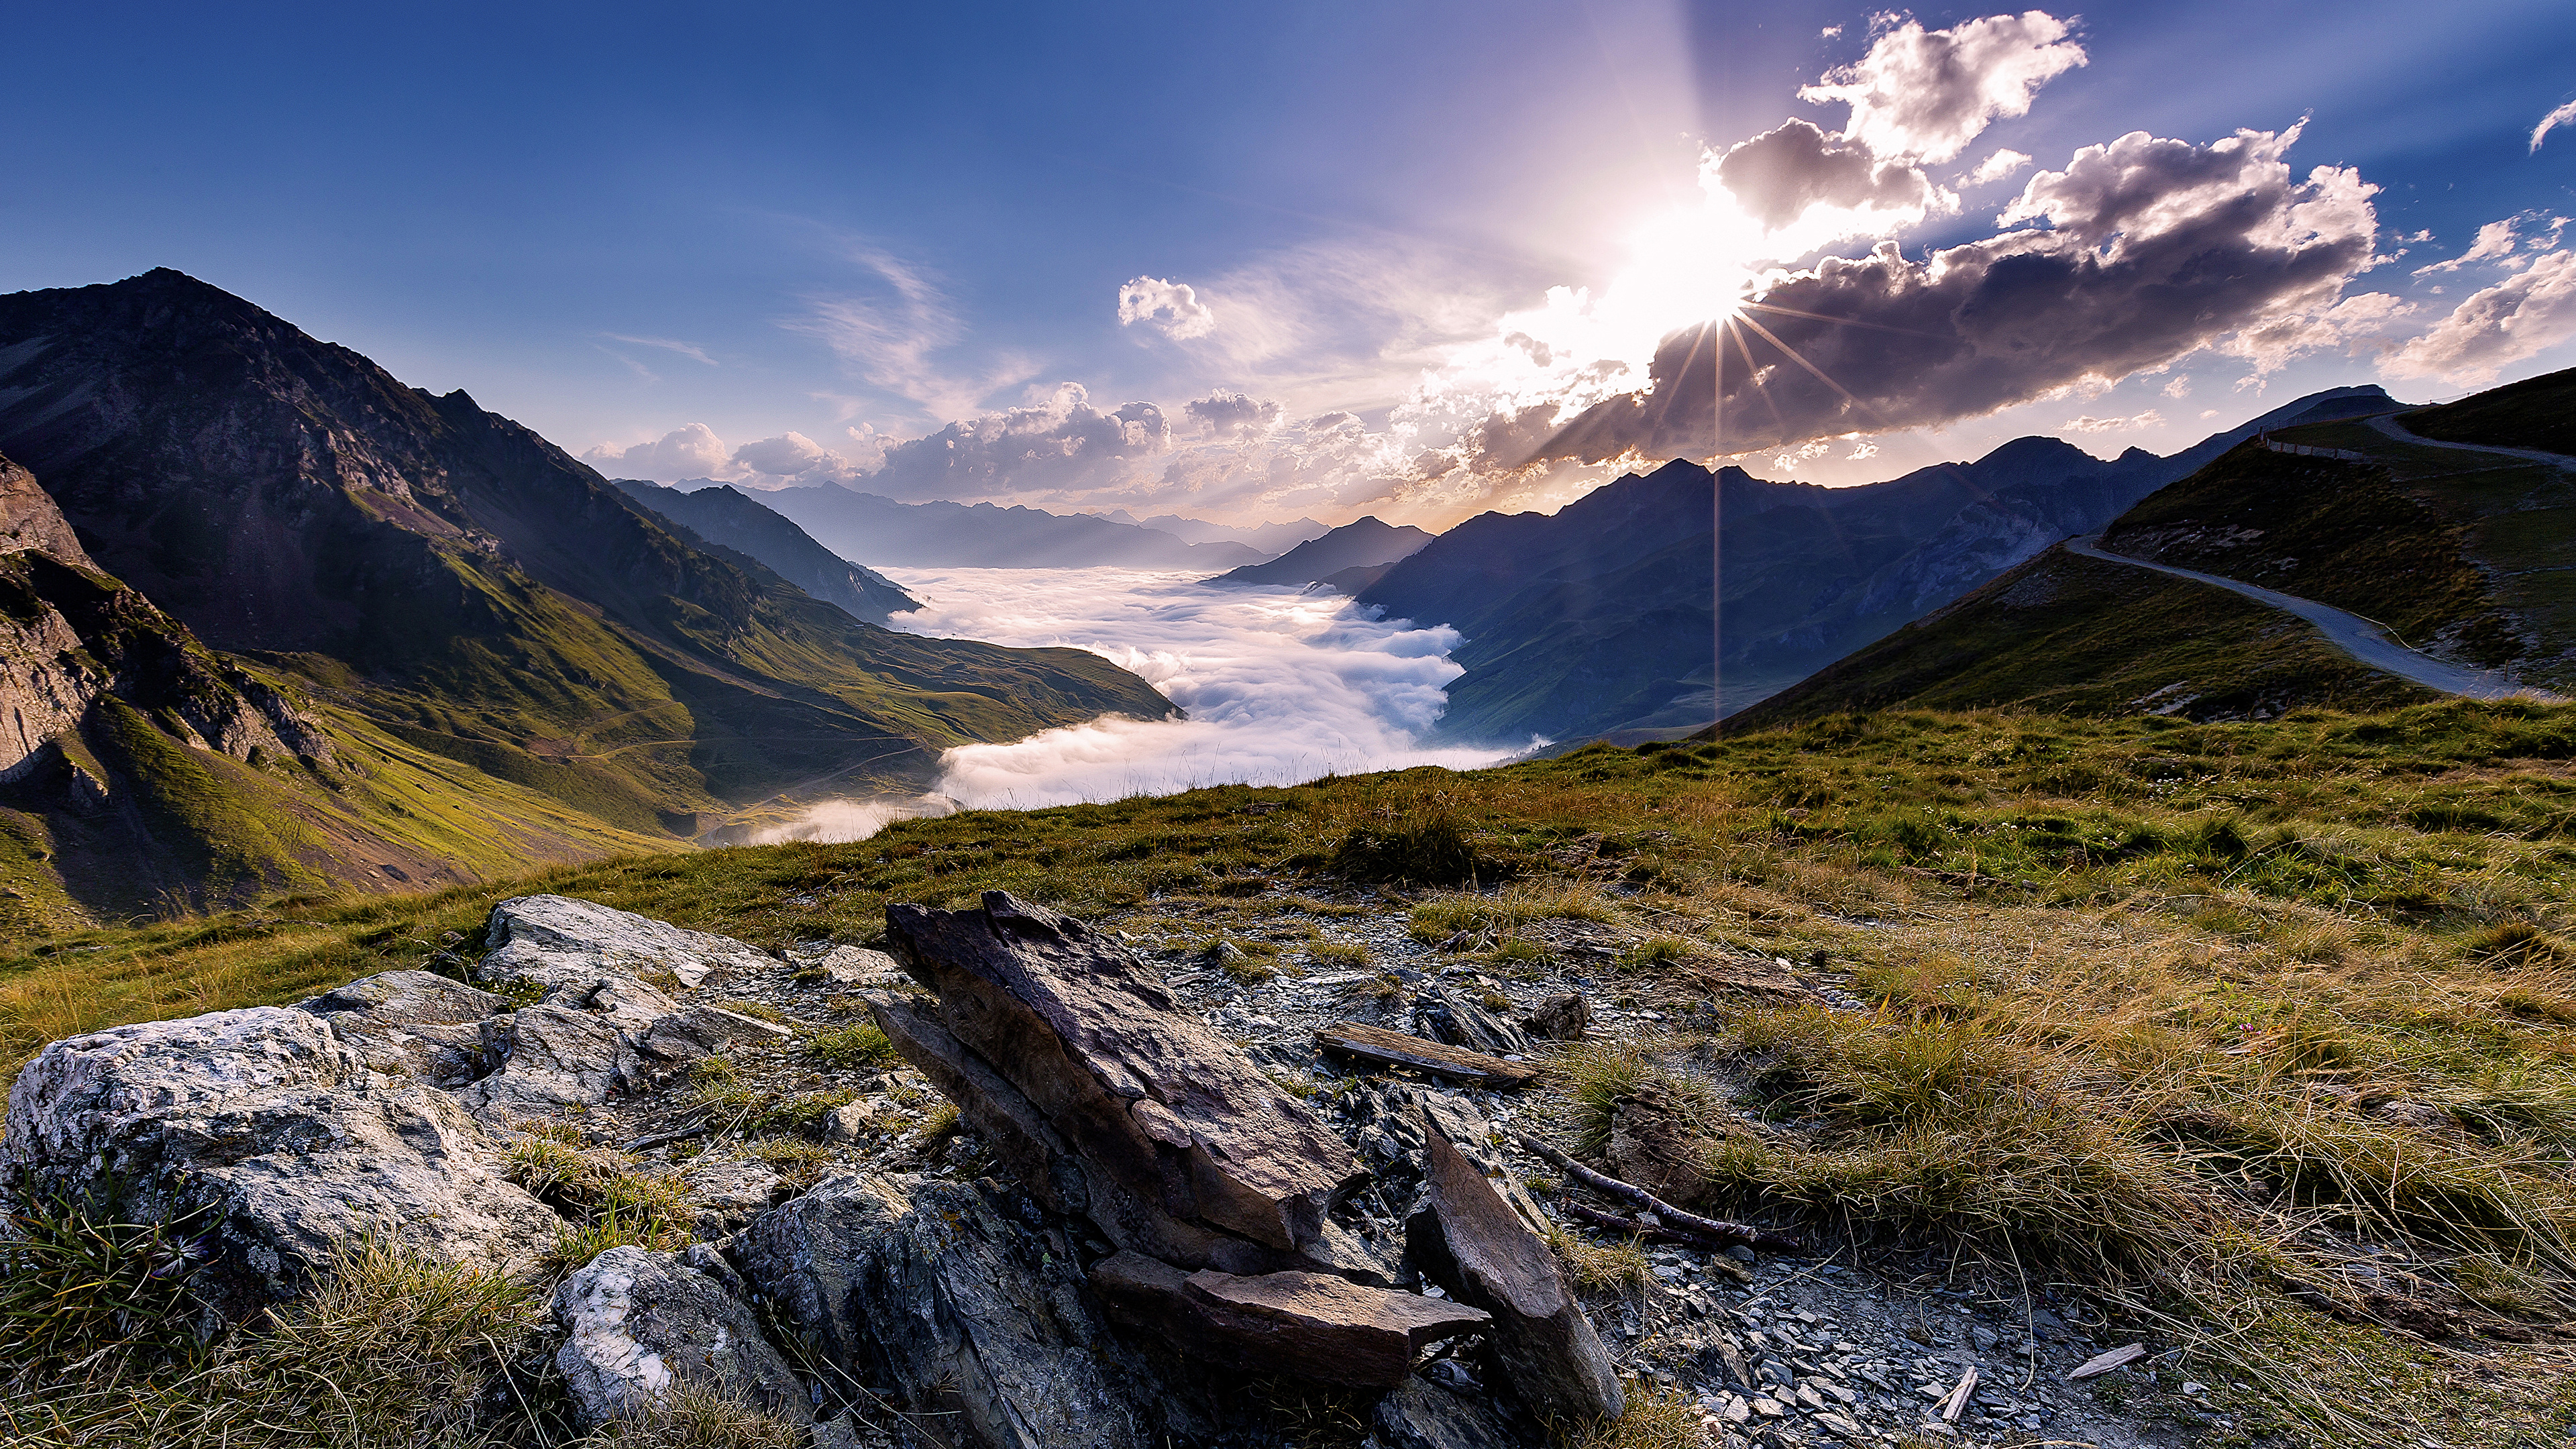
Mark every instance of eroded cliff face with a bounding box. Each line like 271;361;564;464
0;451;94;570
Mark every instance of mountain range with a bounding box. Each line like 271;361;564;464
1208;517;1434;590
0;270;1167;929
610;480;918;625
1731;364;2576;728
1360;384;2402;745
1095;510;1330;554
752;484;1269;570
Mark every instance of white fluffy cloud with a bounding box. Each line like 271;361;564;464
1712;119;1953;239
1799;11;2088;163
1184;389;1283;439
874;566;1517;808
862;383;1174;500
2416;219;2523;275
2387;248;2576;383
1118;276;1218;339
1966;148;2033;184
582;423;732;481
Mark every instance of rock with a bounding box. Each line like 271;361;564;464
458;1004;643;1122
2373;1099;2450;1130
734;1172;1205;1449
476;895;775;996
296;969;504;1087
1316;1022;1540;1090
680;1155;784;1236
1519;994;1591;1041
1090;1251;1489;1388
636;1003;796;1061
1407;1128;1623;1423
0;1006;561;1324
1370;1375;1532;1449
795;943;903;985
553;1244;808;1428
883;892;1364;1252
1415;986;1529;1057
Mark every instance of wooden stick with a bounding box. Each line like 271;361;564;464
1939;1364;1978;1422
1558;1203;1756;1282
1314;1021;1540;1089
1515;1133;1804;1252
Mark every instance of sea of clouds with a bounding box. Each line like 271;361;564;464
751;568;1524;839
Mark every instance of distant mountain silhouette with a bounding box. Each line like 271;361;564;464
612;479;918;624
1209;517;1434;589
758;486;1266;570
1097;510;1329;554
1360;386;2402;745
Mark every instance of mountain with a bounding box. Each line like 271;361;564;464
610;479;918;625
1208;517;1434;588
0;270;1168;925
1728;368;2576;728
757;486;1266;569
1098;510;1329;554
1358;386;2403;745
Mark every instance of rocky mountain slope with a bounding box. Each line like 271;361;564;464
608;478;918;625
1729;370;2576;727
0;270;1167;924
1208;515;1434;590
759;484;1267;569
1361;387;2400;745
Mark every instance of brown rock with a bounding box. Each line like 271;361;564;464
1090;1251;1489;1388
1313;1022;1540;1089
1520;993;1591;1041
885;892;1363;1251
1409;1126;1623;1422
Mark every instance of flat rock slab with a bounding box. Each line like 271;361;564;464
1315;1022;1540;1089
1372;1375;1534;1449
1410;1126;1623;1422
886;891;1362;1252
1091;1251;1489;1388
297;969;506;1088
477;894;775;996
554;1244;807;1428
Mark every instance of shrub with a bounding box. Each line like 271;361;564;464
807;1022;898;1071
1332;810;1481;885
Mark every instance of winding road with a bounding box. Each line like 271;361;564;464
2367;411;2576;470
2061;533;2562;703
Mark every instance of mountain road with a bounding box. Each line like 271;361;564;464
2061;534;2563;703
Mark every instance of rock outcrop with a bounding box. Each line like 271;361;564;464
553;1245;809;1428
0;1006;561;1324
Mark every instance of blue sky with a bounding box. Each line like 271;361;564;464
7;2;2575;525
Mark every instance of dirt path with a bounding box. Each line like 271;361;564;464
2063;534;2564;702
2368;411;2576;470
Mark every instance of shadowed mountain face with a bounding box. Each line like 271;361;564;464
0;270;1169;922
759;484;1267;570
610;479;918;625
1208;517;1434;590
1358;386;2400;745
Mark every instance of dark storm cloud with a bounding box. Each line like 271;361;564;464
1714;121;1945;231
1538;127;2380;462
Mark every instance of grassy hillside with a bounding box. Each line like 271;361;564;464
2404;362;2576;455
1728;543;2434;730
14;699;2576;1443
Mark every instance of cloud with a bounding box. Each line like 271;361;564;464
1800;11;2088;163
2385;248;2576;384
1536;125;2379;461
2415;219;2522;275
581;423;733;482
876;566;1518;808
791;247;1032;419
1713;119;1951;235
1184;390;1283;439
1118;276;1218;339
1966;148;2033;184
2535;99;2576;152
2064;410;2165;432
859;383;1175;501
603;334;716;366
750;796;953;845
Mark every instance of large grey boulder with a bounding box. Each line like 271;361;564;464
553;1245;808;1428
0;1006;562;1323
297;969;504;1088
476;895;776;996
735;1171;1208;1449
459;1003;644;1122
